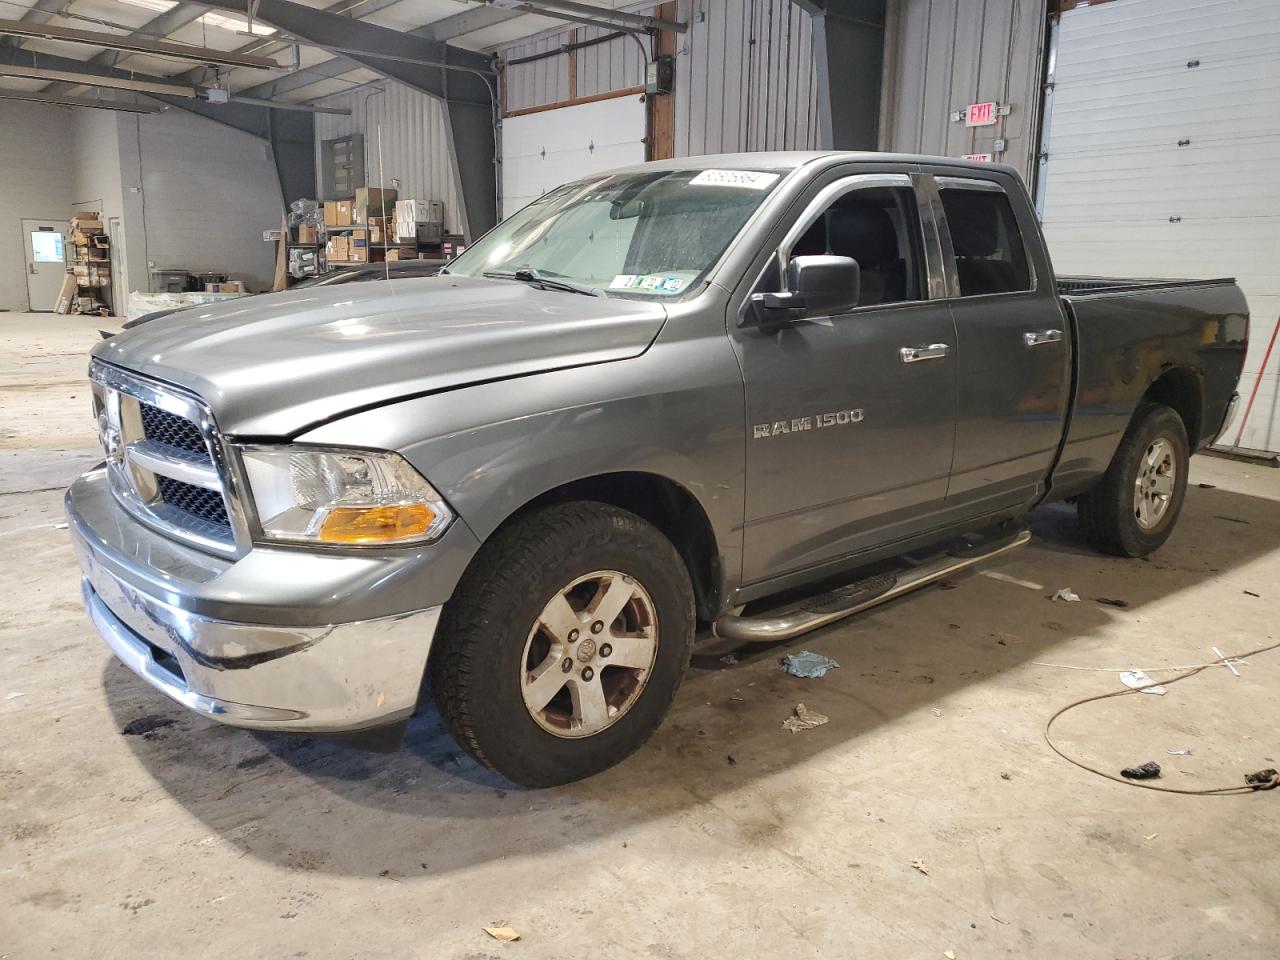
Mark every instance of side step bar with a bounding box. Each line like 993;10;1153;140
712;529;1032;645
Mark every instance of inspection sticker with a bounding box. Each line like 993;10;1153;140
610;274;687;294
690;169;780;190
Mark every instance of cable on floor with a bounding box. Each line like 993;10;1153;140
1044;639;1280;796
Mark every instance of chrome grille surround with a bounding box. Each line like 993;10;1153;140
89;360;251;557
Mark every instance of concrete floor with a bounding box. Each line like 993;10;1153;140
2;312;1278;959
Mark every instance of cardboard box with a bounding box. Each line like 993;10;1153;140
385;248;422;262
205;281;245;293
394;199;443;224
54;273;78;313
326;236;349;261
354;187;397;224
73;211;101;222
323;200;353;227
296;223;319;245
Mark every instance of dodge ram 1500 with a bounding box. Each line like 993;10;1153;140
68;152;1248;786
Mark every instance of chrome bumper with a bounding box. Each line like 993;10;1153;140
68;466;452;733
1212;391;1240;446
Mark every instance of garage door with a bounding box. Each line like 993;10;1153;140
500;95;646;218
1037;0;1280;453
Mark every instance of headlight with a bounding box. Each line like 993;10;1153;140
238;446;454;546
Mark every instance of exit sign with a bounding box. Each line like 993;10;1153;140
965;101;997;126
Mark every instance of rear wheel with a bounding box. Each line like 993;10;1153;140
1077;403;1190;557
429;501;695;787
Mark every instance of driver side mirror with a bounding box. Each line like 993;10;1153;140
750;255;861;331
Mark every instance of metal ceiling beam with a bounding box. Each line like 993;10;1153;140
0;0;71;51
498;0;685;33
170;0;411;86
1;63;199;97
232;93;349;114
0;89;162;113
0;18;282;69
41;4;211;96
198;0;499;236
425;4;528;41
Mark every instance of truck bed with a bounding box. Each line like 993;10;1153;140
1056;275;1237;297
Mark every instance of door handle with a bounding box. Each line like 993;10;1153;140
900;343;950;363
1023;329;1063;347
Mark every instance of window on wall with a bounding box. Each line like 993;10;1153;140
939;186;1033;296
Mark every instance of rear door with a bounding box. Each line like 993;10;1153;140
924;172;1071;518
21;219;67;312
731;171;959;585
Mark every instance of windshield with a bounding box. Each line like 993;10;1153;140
446;168;784;297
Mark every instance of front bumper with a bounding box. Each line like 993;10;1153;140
67;465;468;733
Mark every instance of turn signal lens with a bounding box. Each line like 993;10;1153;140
318;503;437;544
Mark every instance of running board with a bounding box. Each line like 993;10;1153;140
711;529;1032;645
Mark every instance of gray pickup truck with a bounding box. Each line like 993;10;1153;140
68;152;1248;786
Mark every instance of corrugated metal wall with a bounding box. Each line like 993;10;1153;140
881;0;1045;181
312;82;464;235
495;0;821;155
502;23;649;113
673;0;821;156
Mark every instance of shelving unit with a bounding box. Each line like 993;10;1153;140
56;212;112;316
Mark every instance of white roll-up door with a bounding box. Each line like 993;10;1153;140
500;95;646;218
1037;0;1280;453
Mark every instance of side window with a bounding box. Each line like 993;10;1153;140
938;187;1032;296
788;186;925;308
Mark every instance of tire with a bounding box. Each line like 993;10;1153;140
1077;403;1190;557
429;501;695;787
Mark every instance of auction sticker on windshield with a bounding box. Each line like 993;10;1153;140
689;169;780;190
610;274;688;294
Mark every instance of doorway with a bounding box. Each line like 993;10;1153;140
21;218;68;312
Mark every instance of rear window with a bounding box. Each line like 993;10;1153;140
939;187;1032;296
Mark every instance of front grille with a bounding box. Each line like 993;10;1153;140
140;402;209;459
156;475;230;529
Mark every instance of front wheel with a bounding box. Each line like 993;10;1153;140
429;501;695;787
1077;403;1190;557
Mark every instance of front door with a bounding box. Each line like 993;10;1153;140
21;219;67;312
732;173;958;585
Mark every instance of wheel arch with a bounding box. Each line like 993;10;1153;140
1141;366;1203;448
476;471;725;626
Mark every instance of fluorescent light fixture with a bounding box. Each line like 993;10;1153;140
116;0;276;35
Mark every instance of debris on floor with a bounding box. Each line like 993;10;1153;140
1216;515;1251;524
1144;833;1159;842
1121;761;1162;780
719;653;739;666
1094;597;1130;607
1051;588;1081;602
931;707;943;717
1120;669;1167;695
1244;769;1278;788
1000;771;1012;780
1197;482;1217;489
1167;748;1193;756
781;703;829;733
910;858;929;876
1243;590;1260;597
943;947;957;959
483;925;521;942
779;651;839;678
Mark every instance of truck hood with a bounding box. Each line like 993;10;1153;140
93;276;668;436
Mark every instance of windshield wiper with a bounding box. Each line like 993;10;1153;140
484;267;604;298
